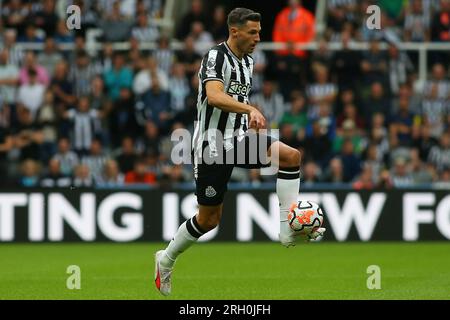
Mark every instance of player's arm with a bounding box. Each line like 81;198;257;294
206;80;266;129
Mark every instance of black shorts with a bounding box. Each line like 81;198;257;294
193;132;278;206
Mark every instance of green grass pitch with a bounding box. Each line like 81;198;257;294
0;242;449;300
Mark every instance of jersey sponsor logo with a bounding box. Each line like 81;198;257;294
227;80;251;97
205;186;217;198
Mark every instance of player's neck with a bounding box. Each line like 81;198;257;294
225;39;244;60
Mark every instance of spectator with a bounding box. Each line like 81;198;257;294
17;159;41;187
412;124;438;162
19;51;50;86
304;119;332;168
352;163;375;189
133;56;169;96
12;108;45;164
360;40;388;87
189;21;214;56
0;29;24;66
336;103;365;133
69;50;98;97
50;61;76;108
410;148;435;184
211;5;228;42
404;0;431;42
271;42;305;98
326;0;358;41
279;90;308;134
35;90;59;162
72;164;94;187
37;37;64;77
54;19;75;43
423;63;450;100
115;136;139;174
321;157;345;183
434;167;450;189
53;137;79;176
339;138;362;182
362;82;391;124
40;158;72;187
99;0;133;42
17;23;45;43
124;157;157;185
137;76;172;134
387;43;414;95
176;0;211;40
176;36;202;80
132;12;160;42
389;96;418;146
390;157;414;187
169;63;190;121
333;119;366;156
17;68;46;119
272;0;315;59
1;0;30;36
428;132;450;172
306;64;337;118
81;138;109;182
362;142;385;184
33;0;59;37
0;50;20;107
109;87;138;148
251;79;285;128
153;36;175;76
61;96;104;155
103;53;133;101
302;160;321;185
249;48;267;94
331;32;362;90
93;42;114;76
421;82;448;139
310;39;334;73
96;159;125;186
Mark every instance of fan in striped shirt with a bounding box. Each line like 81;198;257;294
154;7;326;296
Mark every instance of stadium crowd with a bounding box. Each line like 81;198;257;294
0;0;449;189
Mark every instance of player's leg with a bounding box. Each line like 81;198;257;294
160;203;223;269
268;141;302;247
155;162;232;296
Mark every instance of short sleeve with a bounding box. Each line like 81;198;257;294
200;49;226;84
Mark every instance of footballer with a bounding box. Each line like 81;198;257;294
155;7;326;296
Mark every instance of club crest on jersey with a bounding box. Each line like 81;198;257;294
227;80;250;96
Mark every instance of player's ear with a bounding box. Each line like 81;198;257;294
229;26;239;38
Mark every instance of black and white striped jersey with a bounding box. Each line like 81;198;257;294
192;42;254;161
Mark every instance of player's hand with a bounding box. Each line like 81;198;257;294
248;107;266;130
297;227;326;242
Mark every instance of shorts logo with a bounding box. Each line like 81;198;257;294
205;186;217;198
227;80;250;96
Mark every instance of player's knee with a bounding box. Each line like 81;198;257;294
287;149;301;167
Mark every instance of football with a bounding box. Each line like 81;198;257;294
287;200;324;234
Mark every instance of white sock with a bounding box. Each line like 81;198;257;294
277;167;301;238
160;216;206;268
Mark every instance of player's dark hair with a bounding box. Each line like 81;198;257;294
227;8;261;28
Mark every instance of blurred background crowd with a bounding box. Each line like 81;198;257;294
0;0;449;189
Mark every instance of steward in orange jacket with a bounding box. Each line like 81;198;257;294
272;0;315;58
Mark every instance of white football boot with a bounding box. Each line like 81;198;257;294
279;220;297;247
154;250;173;296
